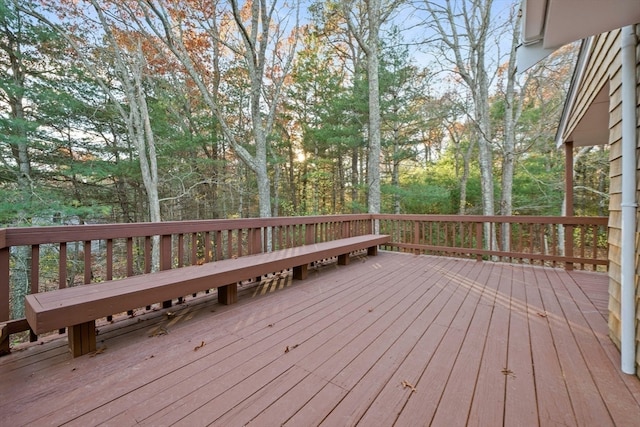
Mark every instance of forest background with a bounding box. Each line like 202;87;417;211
0;0;609;229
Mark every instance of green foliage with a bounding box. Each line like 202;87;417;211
0;1;604;227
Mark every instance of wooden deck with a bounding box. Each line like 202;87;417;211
1;251;639;426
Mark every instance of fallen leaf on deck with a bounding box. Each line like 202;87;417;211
401;380;417;393
194;341;205;351
368;308;374;312
501;368;516;378
89;347;106;357
267;323;275;327
148;327;169;337
536;312;547;318
285;344;299;353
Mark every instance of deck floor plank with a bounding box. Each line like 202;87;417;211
467;261;513;426
1;252;639;427
319;257;475;426
137;254;429;426
533;266;614;426
523;264;577;426
347;260;474;426
391;259;492;425
503;264;539;427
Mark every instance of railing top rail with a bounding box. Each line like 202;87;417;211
0;214;373;249
373;214;608;225
0;214;609;249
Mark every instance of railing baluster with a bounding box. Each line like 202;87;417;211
106;239;113;280
551;224;558;268
215;230;222;261
178;234;184;268
476;222;483;261
126;237;134;277
205;232;212;262
580;225;586;270
144;237;151;274
191;233;198;264
592;225;599;271
31;245;39;295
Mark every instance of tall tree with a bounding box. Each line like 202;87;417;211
340;0;401;217
135;0;300;221
420;0;496;220
378;36;431;213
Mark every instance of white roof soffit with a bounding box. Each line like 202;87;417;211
517;0;640;72
562;84;610;147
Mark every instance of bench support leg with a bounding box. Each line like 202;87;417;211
218;283;237;305
338;253;351;265
68;320;96;357
367;245;378;256
293;264;308;280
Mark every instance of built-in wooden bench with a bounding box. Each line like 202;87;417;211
25;234;390;357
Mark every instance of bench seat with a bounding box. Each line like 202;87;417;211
25;234;389;357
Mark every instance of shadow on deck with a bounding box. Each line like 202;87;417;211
1;251;639;426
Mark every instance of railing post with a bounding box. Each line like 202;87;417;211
160;234;173;308
0;245;9;355
564;224;574;271
30;245;40;342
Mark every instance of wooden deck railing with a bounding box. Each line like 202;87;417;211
375;214;608;271
0;214;607;354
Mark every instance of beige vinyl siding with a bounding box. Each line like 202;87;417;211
607;28;624;350
607;26;640;370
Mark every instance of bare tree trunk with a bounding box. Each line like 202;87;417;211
459;139;475;215
351;148;359;212
423;0;496;246
366;0;381;219
500;10;522;252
